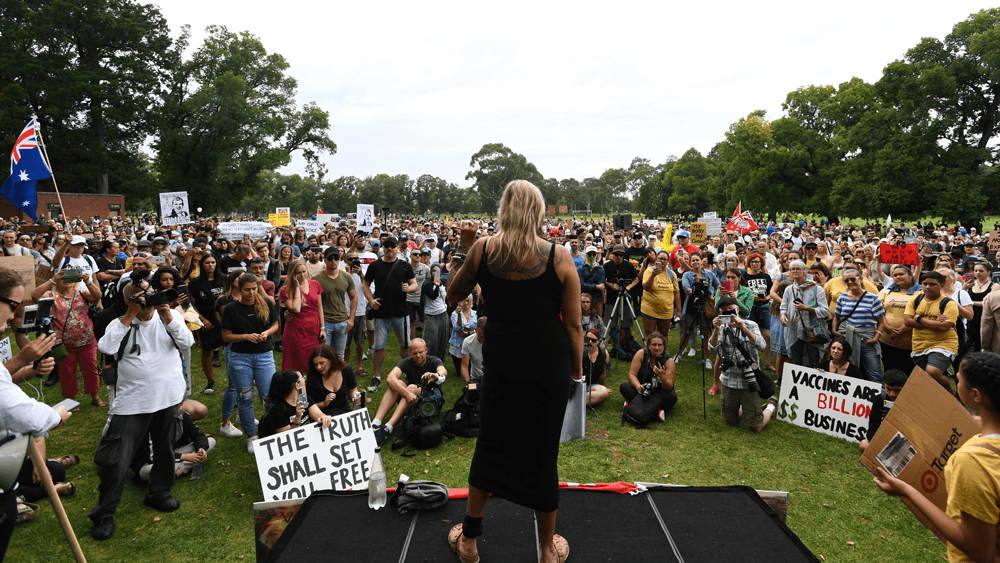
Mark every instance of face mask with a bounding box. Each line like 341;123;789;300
585;255;597;267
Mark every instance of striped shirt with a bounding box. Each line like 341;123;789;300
835;292;886;328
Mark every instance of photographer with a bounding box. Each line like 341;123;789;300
88;270;195;540
710;296;776;433
679;253;720;367
371;338;447;446
619;332;677;416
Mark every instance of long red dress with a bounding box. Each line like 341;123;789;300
279;280;324;373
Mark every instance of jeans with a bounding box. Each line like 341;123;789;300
373;316;409;350
325;320;349;361
859;342;883;383
222;350;276;436
88;403;180;521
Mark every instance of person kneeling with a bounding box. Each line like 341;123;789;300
134;410;217;481
371;338;447;446
710;296;775;433
619;331;678;419
858;369;908;452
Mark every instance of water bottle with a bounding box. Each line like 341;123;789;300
368;447;387;510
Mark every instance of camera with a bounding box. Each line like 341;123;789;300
150;254;166;265
63;268;83;284
719;314;734;326
126;270;178;307
19;297;54;335
412;379;443;419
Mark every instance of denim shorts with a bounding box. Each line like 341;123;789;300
750;302;772;327
373;316;409;350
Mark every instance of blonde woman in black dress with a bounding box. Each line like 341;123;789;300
447;180;583;563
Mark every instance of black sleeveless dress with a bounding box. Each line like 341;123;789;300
468;241;570;513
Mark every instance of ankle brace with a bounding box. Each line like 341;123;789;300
462;514;483;538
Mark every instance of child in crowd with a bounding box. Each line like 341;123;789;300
874;352;1000;563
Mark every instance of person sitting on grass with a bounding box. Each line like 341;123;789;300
371;338;447;446
874;352;1000;563
258;370;333;439
620;331;677;418
858;369;908;452
134;409;216;482
582;328;611;406
709;295;776;433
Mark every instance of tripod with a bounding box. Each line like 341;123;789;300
601;289;644;372
583;338;599;418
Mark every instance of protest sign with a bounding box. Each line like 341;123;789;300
690;223;707;245
356;204;375;233
275;207;290;216
268;213;290;227
859;367;978;519
0;256;35;296
159;191;190;226
776;363;882;443
316;214;340;225
878;243;918;265
701;217;723;236
254;409;377;501
0;337;11;364
989;231;1000;255
295;220;322;236
218;222;272;241
702;211;717;219
559;206;568;214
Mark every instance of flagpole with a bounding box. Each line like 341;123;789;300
31;114;67;224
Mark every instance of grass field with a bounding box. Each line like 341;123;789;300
6;329;946;563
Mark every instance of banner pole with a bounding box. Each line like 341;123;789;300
31;114;67;223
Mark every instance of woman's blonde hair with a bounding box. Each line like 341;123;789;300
237;272;271;321
493;180;544;271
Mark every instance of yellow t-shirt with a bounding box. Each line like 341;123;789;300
640;268;678;320
878;289;918;349
944;435;1000;563
904;294;960;355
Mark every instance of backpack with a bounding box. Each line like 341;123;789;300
609;326;642;360
622;392;663;428
912;293;968;355
441;384;481;438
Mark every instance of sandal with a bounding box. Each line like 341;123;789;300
708;385;719;396
448;524;480;563
56;482;76;497
357;368;368;377
57;454;80;468
552;534;570;563
91;398;108;407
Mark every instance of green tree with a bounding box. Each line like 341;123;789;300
664;148;715;216
465;143;544;213
154;25;336;213
0;0;174;196
635;157;675;217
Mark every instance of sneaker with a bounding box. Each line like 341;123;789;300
687;348;697;357
220;421;243;438
367;376;381;393
704;359;713;369
362;353;368;362
766;397;778;408
247;436;258;454
373;426;391;447
672;353;682;364
203;380;216;395
366;346;374;356
233;417;258;428
212;351;221;368
658;409;666;422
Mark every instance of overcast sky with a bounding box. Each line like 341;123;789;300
153;0;991;187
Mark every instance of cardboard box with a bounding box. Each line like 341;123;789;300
859;367;978;534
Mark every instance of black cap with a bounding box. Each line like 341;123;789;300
717;295;739;309
324;247;340;260
383;236;399;248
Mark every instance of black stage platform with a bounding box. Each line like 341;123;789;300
261;486;818;562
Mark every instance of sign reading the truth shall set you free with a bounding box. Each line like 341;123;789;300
775;363;882;443
253;409;378;501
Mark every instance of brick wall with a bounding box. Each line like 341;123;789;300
0;192;125;224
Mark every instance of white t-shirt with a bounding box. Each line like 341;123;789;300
461;333;484;381
54;253;99;292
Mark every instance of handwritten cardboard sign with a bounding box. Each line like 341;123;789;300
253;409;377;501
988;231;1000;255
295;220;322;236
878;243;919;266
776;363;882;443
0;256;36;296
690;223;707;246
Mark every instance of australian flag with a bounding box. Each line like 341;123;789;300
0;120;50;221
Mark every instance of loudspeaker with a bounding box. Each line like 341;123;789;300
613;214;632;232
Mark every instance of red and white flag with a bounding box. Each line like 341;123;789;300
726;201;760;234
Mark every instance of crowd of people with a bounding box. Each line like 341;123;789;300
4;199;1000;560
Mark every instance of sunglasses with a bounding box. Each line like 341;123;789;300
586;337;599;343
0;295;21;311
843;277;858;283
